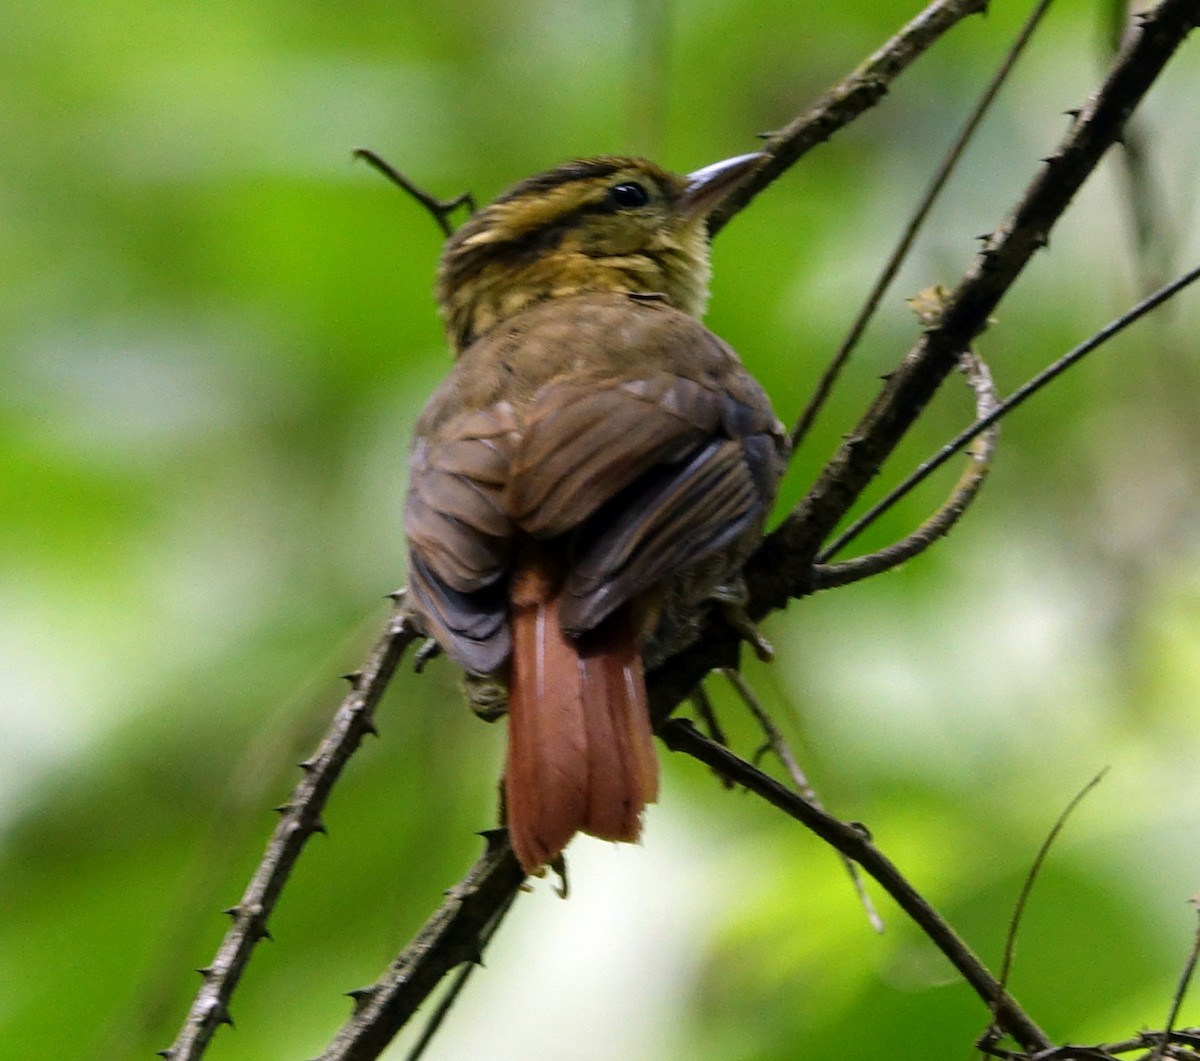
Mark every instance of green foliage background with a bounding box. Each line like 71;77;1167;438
3;1;1200;1058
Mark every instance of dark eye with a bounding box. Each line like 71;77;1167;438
609;181;649;208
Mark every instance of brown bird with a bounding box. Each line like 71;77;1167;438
404;153;787;874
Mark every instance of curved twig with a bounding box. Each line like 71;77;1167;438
749;0;1200;615
812;343;998;587
977;770;1109;1057
160;602;421;1061
815;256;1200;576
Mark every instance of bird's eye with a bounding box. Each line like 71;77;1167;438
609;182;650;209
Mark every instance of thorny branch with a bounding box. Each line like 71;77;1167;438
161;603;421;1061
165;1;1200;1059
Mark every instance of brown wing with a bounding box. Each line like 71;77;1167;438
405;402;518;674
505;372;723;536
405;294;786;671
552;374;787;633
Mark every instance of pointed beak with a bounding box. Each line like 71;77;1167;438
679;152;769;222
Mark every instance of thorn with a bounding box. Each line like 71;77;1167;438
347;985;378;1015
257;926;274;943
341;670;364;689
311;818;328;836
413;638;442;673
273;803;291;815
477;827;508;850
200;997;233;1028
755;130;775;140
196;966;214;979
222;905;242;921
1064;108;1080;119
298;757;318;773
157;1050;176;1059
360;717;379;737
463;937;486;966
385;586;406;602
848;820;874;842
550;853;569;900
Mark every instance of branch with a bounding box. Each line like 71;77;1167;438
317;833;524;1061
353;148;476;236
790;0;1057;455
811;343;999;587
753;0;1200;610
658;718;1054;1054
977;770;1109;1056
817;255;1200;575
709;0;991;236
161;602;421;1061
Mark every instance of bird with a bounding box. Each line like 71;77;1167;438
403;152;788;875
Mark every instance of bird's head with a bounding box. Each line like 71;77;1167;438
437;153;766;352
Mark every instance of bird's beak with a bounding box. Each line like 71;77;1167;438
680;152;769;222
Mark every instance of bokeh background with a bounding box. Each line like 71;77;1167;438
4;1;1200;1058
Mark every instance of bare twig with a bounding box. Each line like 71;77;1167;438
658;718;1054;1054
317;832;524;1061
403;886;521;1061
816;258;1200;570
978;770;1109;1056
813;344;999;584
722;668;883;933
160;603;421;1061
353;148;476;236
708;0;991;236
749;0;1200;616
790;0;1058;455
1149;901;1200;1061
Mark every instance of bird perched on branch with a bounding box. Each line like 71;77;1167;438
404;152;787;875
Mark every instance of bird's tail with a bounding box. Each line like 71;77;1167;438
505;554;659;875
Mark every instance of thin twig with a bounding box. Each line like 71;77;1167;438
353;148;476;236
708;0;990;237
790;0;1058;455
1149;901;1200;1061
980;770;1109;1056
689;686;735;788
813;343;999;584
658;718;1054;1054
722;668;884;933
815;259;1200;566
749;2;1200;612
161;602;421;1061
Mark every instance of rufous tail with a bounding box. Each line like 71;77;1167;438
505;556;659;875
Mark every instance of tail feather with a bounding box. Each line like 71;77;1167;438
507;578;588;874
579;613;659;841
505;556;658;875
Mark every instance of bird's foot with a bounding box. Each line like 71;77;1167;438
711;578;773;663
